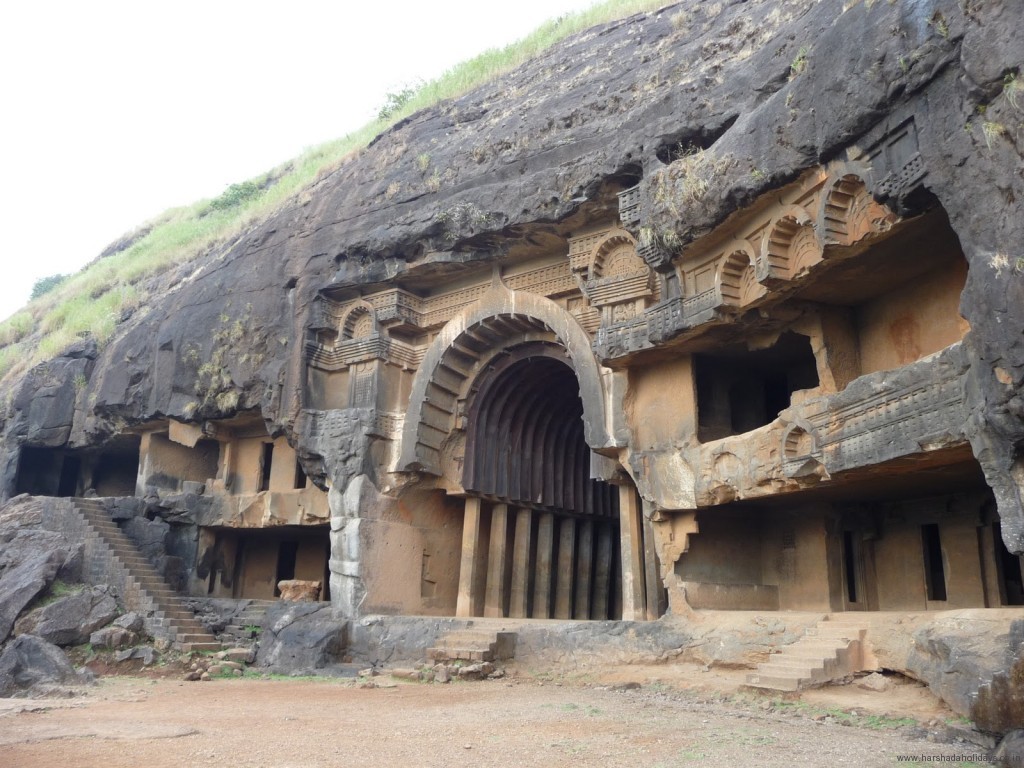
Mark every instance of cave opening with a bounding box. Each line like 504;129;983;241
696;331;819;442
457;343;630;620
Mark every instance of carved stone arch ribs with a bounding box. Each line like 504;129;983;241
423;316;551;476
342;302;377;340
718;242;764;309
453;340;631;621
759;206;821;285
819;169;899;247
399;290;616;477
465;347;588;508
590;233;640;280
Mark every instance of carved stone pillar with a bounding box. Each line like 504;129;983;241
574;519;594;619
456;497;486;617
509;507;533;618
619;486;646;620
484;503;511;617
642;514;661;620
554;517;577;619
592;522;614;620
533;512;556;618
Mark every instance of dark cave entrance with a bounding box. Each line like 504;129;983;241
453;342;659;620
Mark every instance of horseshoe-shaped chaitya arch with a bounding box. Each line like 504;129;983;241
398;287;616;476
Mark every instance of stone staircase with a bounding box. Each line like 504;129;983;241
73;499;221;652
745;614;869;692
220;599;276;645
427;627;517;664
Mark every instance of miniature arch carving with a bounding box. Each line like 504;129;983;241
399;290;614;475
760;205;821;281
818;169;898;246
781;421;827;480
717;241;763;307
589;231;641;280
782;422;818;460
341;302;377;340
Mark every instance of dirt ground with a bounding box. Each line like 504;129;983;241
0;661;995;768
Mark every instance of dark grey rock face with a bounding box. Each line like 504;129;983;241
0;634;84;697
0;536;66;643
906;620;1014;722
255;602;347;673
972;621;1024;734
0;0;1006;551
13;585;119;647
994;730;1024;768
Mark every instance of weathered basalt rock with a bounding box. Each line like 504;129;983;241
277;580;321;602
89;625;137;650
0;634;86;697
0;536;67;644
14;585;119;647
255;602;348;673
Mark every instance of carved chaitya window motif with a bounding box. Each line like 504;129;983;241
344;306;375;340
597;160;905;361
820;174;896;246
718;246;763;308
351;311;374;339
567;228;657;328
763;209;822;281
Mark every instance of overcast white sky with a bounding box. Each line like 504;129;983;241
0;0;604;321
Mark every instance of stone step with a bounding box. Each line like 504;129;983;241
156;609;196;620
180;641;223;653
440;631;501;643
431;637;497;651
177;632;217;644
427;647;495;662
780;653;845;667
803;629;864;641
756;662;823;679
745;673;803;692
745;616;868;693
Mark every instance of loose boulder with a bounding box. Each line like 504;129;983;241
0;545;66;643
113;612;145;633
0;634;84;696
277;580;321;602
994;731;1024;768
14;585;119;646
256;602;346;673
90;626;137;650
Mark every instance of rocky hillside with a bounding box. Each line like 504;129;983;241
1;0;1022;544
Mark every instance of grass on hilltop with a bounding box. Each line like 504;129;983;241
0;0;670;389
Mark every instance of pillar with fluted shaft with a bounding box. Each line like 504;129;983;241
592;522;613;619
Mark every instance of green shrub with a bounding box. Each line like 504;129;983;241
377;82;422;120
205;180;265;214
30;273;67;299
